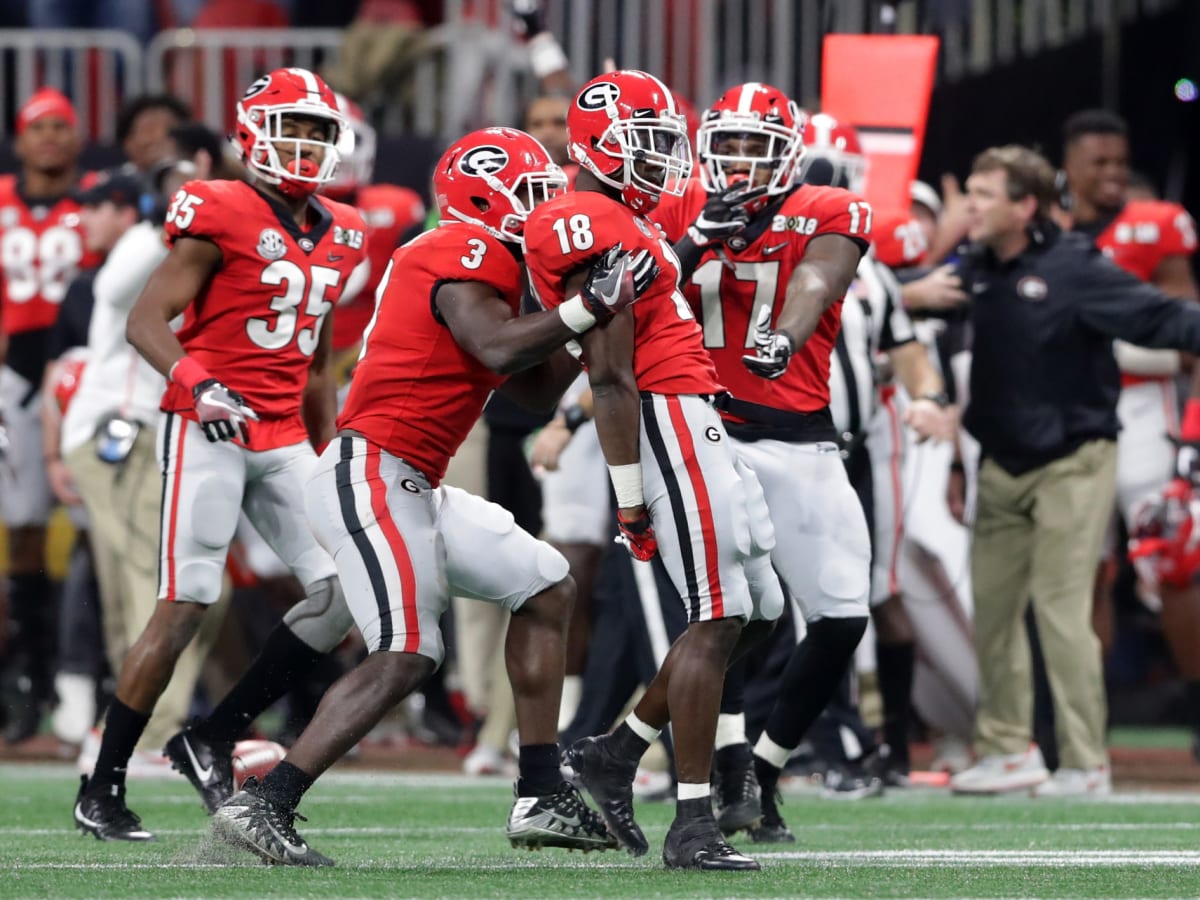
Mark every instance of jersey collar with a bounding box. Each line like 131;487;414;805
253;185;333;253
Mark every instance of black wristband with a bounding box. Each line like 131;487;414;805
949;460;965;473
563;404;588;433
920;391;951;409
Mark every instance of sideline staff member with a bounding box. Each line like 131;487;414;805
946;146;1200;797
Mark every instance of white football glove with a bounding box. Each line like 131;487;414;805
193;379;259;443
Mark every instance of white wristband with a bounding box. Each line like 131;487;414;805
528;32;570;78
608;463;643;508
558;294;597;334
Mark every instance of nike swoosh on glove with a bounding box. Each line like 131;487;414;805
741;305;795;379
615;508;658;561
686;183;770;247
580;243;660;323
193;379;259;443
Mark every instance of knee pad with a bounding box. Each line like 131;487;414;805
283;576;355;653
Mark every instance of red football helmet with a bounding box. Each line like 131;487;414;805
798;112;867;193
1128;478;1200;588
567;70;692;214
698;82;804;204
233;67;351;198
434;127;567;246
325;92;377;199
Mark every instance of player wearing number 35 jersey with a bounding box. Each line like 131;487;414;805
75;68;369;844
527;70;784;873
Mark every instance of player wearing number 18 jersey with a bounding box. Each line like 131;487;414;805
652;89;874;841
74;68;367;843
530;70;783;873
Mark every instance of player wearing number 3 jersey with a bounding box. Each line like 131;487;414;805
526;70;784;872
74;68;369;843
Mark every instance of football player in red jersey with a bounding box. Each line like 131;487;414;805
325;92;427;354
529;71;784;872
0;87;100;743
208;126;658;865
652;86;878;841
73;68;369;841
1062;109;1200;755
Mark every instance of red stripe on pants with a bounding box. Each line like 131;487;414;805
165;421;187;600
365;446;420;653
666;397;725;618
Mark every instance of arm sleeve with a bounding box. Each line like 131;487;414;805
1075;243;1200;352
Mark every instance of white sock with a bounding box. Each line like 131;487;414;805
677;781;711;801
713;713;746;751
557;676;582;732
753;733;793;770
625;712;661;745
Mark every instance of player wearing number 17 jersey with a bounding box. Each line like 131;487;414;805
526;70;784;872
652;87;875;842
74;68;367;842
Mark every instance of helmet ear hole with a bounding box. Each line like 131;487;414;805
471;196;491;213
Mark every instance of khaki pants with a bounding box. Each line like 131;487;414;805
970;439;1116;770
66;428;226;750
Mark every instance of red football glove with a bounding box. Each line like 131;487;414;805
616;508;658;561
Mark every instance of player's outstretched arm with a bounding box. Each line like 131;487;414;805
774;233;863;350
126;237;222;377
302;304;338;451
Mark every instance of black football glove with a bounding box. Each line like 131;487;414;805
742;306;795;380
193;379;259;443
686;183;769;247
512;0;545;36
580;243;660;324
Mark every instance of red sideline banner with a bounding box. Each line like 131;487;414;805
821;35;939;210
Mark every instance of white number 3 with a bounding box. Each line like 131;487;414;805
460;238;487;269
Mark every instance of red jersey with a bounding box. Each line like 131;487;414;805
338;224;522;484
523;190;719;397
162;179;366;448
652;179;870;414
1093;200;1197;282
871;206;928;269
331;182;426;351
0;174;101;336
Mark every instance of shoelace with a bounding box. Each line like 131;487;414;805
759;788;785;826
554;785;608;835
103;792;145;831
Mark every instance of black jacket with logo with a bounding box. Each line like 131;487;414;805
961;221;1200;475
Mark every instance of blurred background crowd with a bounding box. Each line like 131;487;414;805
0;0;1197;795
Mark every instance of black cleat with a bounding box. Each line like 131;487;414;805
748;787;795;844
164;724;235;814
663;813;760;871
564;735;648;857
506;781;618;852
712;749;762;836
73;775;155;841
822;760;885;800
211;777;333;867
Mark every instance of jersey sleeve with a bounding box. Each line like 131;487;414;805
872;207;928;268
810;186;873;246
1160;203;1199;257
163;180;227;246
648;179;706;244
427;227;520;296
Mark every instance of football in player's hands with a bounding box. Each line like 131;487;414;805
742;306;794;379
687;183;770;246
192;378;260;443
616;507;658;561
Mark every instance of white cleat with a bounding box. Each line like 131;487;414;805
950;745;1049;795
1031;765;1111;798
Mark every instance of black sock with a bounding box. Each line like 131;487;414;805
194;624;325;743
516;743;561;797
721;658;746;714
608;722;650;762
714;741;752;773
676;795;713;821
90;699;150;792
762;617;867;751
1186;680;1200;733
753;755;781;794
259;760;315;811
876;640;915;768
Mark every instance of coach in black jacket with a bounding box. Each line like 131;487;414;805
945;145;1200;798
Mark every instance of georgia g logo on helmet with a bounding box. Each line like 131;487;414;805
577;81;621;111
458;145;509;177
242;74;272;100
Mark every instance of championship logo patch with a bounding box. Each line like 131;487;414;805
333;225;364;249
1017;276;1048;301
459;145;509;177
257;228;287;261
577;82;621;111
